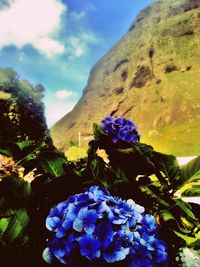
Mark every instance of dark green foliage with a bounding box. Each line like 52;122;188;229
182;185;200;197
0;117;199;265
180;156;200;186
0;172;31;255
0;67;51;145
0;139;86;266
0;93;21;141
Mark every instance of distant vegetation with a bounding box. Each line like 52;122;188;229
0;67;51;145
65;145;87;161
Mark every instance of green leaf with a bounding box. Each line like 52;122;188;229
160;210;176;221
1;208;29;244
181;184;200;197
174;231;200;246
175;199;197;221
0;141;21;158
17;140;33;150
180;156;200;186
142;186;170;207
17;149;38;166
0;140;37;164
159;209;192;234
91;159;98;172
150;150;180;185
93;123;104;138
115;167;127;181
1;175;32;203
40;154;67;177
0;218;10;238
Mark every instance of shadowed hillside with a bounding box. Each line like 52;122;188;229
51;0;200;156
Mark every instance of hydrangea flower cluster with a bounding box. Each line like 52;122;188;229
101;115;141;144
44;186;168;266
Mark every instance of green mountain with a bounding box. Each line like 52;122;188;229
51;0;200;156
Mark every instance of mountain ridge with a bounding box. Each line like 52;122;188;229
51;0;200;156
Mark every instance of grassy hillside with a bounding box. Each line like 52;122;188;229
51;0;200;156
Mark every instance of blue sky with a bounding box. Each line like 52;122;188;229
0;0;153;126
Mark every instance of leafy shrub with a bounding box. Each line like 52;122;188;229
0;67;51;144
86;115;200;265
0;115;199;267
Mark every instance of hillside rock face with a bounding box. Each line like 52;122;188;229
51;0;200;156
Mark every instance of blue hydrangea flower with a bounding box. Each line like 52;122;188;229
129;258;156;267
73;208;98;234
44;186;168;266
153;240;168;264
78;234;101;260
141;214;157;233
101;115;141;144
94;220;114;245
46;216;62;232
117;229;134;245
102;239;130;263
48;238;71;264
46;201;69;232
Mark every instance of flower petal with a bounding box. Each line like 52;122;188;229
84;223;95;234
46;216;61;231
42;247;53;264
56;226;66;238
73;218;83;232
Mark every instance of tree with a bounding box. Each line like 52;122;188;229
0;68;52;145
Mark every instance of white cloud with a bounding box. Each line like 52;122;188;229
33;37;65;58
68;32;100;58
60;65;88;82
69;36;85;57
0;0;66;57
45;101;76;127
81;32;99;43
56;90;73;99
70;11;86;20
69;3;96;21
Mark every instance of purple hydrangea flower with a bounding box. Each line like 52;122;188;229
101;115;141;144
